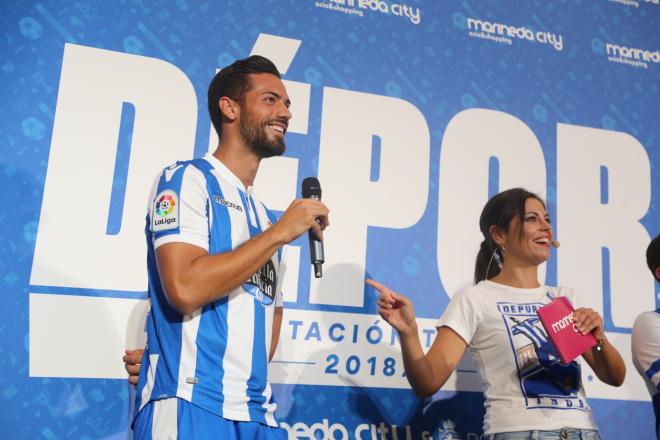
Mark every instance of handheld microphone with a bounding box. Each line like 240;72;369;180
302;177;324;278
551;240;560;248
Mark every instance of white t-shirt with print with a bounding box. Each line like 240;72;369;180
436;280;597;435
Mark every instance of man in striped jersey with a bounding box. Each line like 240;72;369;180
130;55;329;439
632;234;660;439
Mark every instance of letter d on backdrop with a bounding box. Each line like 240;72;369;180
29;44;197;378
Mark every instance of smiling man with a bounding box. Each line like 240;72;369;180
130;55;329;439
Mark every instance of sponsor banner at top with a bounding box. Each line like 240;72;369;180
606;43;660;69
608;0;659;8
466;17;564;51
315;0;421;25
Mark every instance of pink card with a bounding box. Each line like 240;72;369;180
537;296;597;364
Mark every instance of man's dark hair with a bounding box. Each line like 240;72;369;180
207;55;281;138
647;233;660;282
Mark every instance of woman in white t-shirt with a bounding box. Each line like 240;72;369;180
367;188;626;440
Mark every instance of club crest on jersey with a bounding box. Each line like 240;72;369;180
242;260;277;306
152;189;179;232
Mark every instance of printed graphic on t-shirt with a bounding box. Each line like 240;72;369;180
243;259;277;306
497;301;587;411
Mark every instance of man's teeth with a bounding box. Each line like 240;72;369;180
534;238;549;244
268;124;284;133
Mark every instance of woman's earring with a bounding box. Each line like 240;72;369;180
485;246;501;279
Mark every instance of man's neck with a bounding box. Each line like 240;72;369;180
212;141;260;190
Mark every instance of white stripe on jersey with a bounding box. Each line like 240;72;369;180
152;398;178;439
262;382;276;426
139;353;160;411
246;192;258;229
223;293;255;420
176;308;202;400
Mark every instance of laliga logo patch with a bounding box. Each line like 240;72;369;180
156;193;176;217
152;190;179;231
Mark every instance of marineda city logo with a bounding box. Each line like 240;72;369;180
466;17;564;51
608;0;659;8
606;43;660;69
315;0;421;24
279;418;471;440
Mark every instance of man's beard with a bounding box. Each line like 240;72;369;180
239;110;285;159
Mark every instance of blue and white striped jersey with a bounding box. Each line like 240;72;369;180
134;153;285;427
632;310;660;439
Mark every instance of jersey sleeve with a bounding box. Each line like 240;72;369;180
632;311;660;396
435;286;482;346
147;164;209;251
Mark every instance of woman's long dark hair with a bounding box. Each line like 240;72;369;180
473;188;546;284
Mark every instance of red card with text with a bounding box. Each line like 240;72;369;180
537;296;597;364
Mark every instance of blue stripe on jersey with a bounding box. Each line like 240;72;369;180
248;196;263;230
190;158;213;174
248;296;268;424
237;191;253;231
188;159;233;414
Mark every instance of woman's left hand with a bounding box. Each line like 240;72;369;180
572;308;605;344
573;307;626;386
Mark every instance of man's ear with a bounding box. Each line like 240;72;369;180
218;96;238;122
655;266;660;283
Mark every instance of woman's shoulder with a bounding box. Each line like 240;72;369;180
454;280;502;299
546;285;578;303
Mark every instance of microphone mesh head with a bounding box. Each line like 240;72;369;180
302;177;322;199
